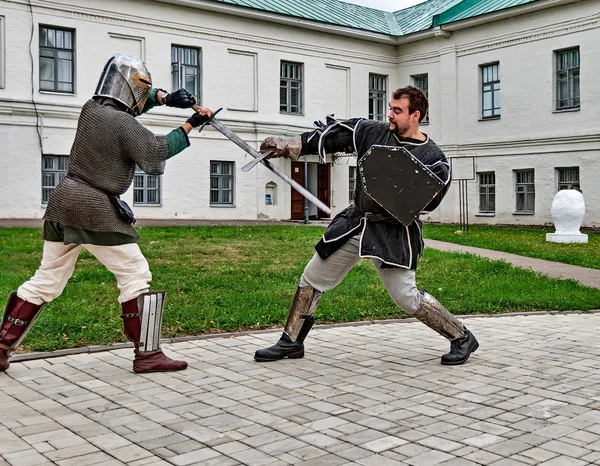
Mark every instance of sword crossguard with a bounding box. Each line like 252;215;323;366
197;107;223;134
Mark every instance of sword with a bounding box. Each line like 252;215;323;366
194;107;331;215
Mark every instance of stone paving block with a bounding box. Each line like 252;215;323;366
54;452;119;466
2;449;50;466
169;447;221;466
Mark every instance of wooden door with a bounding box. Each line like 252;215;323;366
317;163;331;218
290;162;305;220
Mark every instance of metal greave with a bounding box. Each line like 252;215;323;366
413;291;464;341
284;284;322;342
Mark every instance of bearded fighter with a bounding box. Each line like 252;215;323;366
254;86;479;366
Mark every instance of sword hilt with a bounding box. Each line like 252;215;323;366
191;105;222;133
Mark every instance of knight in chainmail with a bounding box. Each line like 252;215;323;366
0;53;213;374
254;86;479;366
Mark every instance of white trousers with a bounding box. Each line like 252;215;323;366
17;241;152;305
301;235;422;315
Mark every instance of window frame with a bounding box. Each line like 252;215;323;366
348;166;357;204
514;169;535;214
478;172;495;214
368;73;387;121
171;45;201;104
555;47;580;110
39;25;75;94
481;63;500;119
280;61;303;115
557;167;580;191
133;166;161;206
210;161;235;206
41;155;68;204
411;73;429;124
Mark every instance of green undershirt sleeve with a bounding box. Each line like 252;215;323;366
165;127;191;159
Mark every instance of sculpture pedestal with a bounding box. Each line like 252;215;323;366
546;232;588;243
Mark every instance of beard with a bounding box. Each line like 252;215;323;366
388;121;401;137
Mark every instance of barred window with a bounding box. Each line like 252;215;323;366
368;74;387;121
556;48;580;110
412;74;429;123
557;167;580;191
349;166;357;203
280;61;303;114
172;45;201;103
481;63;500;118
478;172;495;213
515;170;535;213
210;161;234;205
133;166;161;205
39;26;74;93
42;155;68;204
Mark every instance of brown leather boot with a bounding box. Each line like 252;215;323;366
0;292;45;372
121;294;187;373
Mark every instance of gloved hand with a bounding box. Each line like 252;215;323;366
187;112;211;128
260;136;302;160
164;89;196;108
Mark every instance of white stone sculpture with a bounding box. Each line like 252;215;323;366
546;189;588;243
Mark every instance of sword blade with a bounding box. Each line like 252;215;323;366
206;117;331;215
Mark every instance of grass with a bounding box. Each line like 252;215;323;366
1;225;600;353
423;223;600;269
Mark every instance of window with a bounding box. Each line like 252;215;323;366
515;170;535;213
280;61;303;114
481;63;500;118
368;74;387;121
412;74;429;123
172;45;201;103
349;166;357;203
210;161;234;205
557;167;580;191
133;166;160;205
39;26;74;93
556;48;580;110
478;172;495;213
42;155;68;204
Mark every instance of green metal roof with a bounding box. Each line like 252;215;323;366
433;0;541;26
210;0;394;34
394;0;463;35
204;0;543;37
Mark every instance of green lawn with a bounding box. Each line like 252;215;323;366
1;225;600;352
423;223;600;269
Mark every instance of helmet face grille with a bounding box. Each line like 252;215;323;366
131;73;152;114
94;53;152;115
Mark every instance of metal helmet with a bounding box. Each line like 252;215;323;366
94;53;152;116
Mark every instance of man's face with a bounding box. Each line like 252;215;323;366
387;97;420;137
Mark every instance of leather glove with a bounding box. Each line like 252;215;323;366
260;136;302;160
164;88;196;108
187;112;210;128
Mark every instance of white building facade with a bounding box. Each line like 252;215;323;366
0;0;598;226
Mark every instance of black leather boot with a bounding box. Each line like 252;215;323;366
441;328;479;365
255;316;314;362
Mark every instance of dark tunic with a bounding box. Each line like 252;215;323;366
301;118;451;270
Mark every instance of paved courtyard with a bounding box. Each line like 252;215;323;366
2;312;600;466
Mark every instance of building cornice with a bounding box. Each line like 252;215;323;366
456;12;600;57
0;99;313;135
442;133;600;157
3;0;399;67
